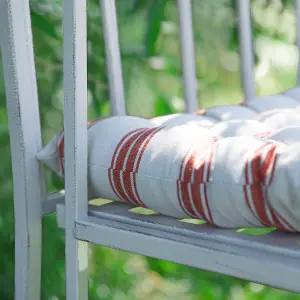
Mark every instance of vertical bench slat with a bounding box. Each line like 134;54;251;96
296;0;300;85
0;1;46;299
237;0;256;101
177;0;198;113
63;0;89;299
100;0;126;116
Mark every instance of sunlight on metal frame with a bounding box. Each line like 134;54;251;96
177;0;198;113
100;0;126;116
63;0;89;299
237;0;256;102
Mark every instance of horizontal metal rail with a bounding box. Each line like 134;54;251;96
56;201;300;293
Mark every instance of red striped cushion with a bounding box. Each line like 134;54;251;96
38;116;300;232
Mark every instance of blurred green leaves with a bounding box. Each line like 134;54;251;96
145;0;167;57
154;95;173;116
31;11;58;39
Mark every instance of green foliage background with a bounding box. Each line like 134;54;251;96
1;0;300;299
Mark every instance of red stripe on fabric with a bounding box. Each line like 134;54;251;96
243;142;294;231
259;145;294;230
115;129;149;171
132;171;145;207
250;147;272;226
134;127;163;172
275;213;297;232
267;201;290;231
109;127;163;207
192;154;212;222
181;151;198;217
110;128;146;169
108;167;120;202
190;152;207;220
265;189;296;232
177;150;192;216
132;127;164;207
108;128;147;203
204;149;215;224
247;143;295;231
183;151;196;182
110;170;129;203
203;138;218;224
124;128;158;172
205;148;214;182
264;152;296;231
268;152;277;185
203;184;213;223
108;128;147;205
122;127;161;207
181;182;197;217
179;138;218;222
244;160;249;184
121;171;141;206
176;182;187;215
193;156;205;183
250;183;271;226
243;185;253;213
243;145;270;225
190;182;207;220
260;145;276;184
243;160;260;222
108;169;129;202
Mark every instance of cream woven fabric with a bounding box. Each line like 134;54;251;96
38;94;300;231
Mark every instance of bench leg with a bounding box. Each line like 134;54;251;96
66;237;89;300
0;0;46;299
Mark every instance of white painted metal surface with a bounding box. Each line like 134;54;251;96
177;0;198;113
63;0;89;299
56;201;300;293
0;1;47;299
100;0;126;116
43;191;65;215
2;0;300;299
237;0;256;101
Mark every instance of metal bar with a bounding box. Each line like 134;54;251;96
177;0;198;113
296;0;300;85
99;0;126;116
56;198;300;293
237;0;256;102
57;201;300;258
42;191;65;215
0;0;47;299
70;215;300;293
42;191;98;215
63;0;89;299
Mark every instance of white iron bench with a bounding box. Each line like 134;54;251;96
1;0;300;299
